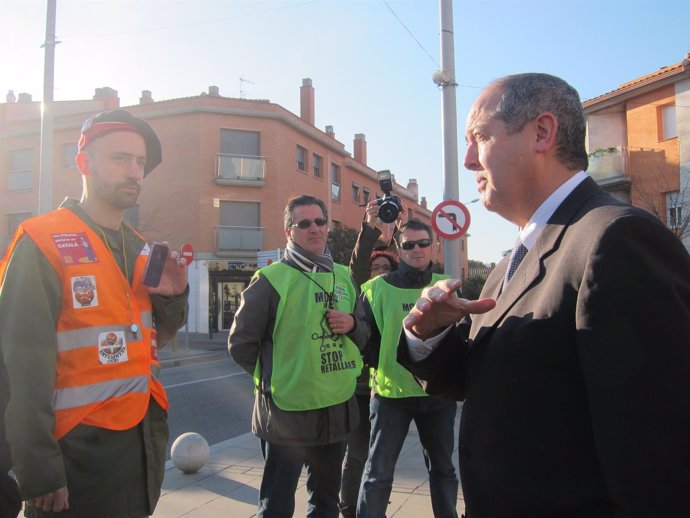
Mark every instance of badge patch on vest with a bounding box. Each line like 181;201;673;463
98;331;128;364
71;275;98;308
51;232;98;265
334;283;350;303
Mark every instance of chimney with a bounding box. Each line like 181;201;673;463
354;133;367;165
406;179;419;201
17;92;32;103
208;85;220;97
325;125;335;139
6;90;16;103
139;90;153;104
93;87;120;110
300;78;315;126
420;196;427;209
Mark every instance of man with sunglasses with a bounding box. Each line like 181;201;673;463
229;195;370;518
357;219;458;518
0;110;189;517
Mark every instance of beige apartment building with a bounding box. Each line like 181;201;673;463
1;79;466;335
584;53;690;252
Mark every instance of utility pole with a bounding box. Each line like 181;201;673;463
433;0;461;278
39;0;58;215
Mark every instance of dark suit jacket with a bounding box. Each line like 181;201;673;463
399;178;690;518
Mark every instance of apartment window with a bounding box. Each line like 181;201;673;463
352;183;361;204
331;164;341;202
218;201;263;250
218;129;264;180
8;148;33;191
660;104;678;140
363;188;371;204
669;206;682;228
220;129;260;156
296;145;306;171
313;154;322;178
668;191;682;228
331;220;342;231
62;143;78;168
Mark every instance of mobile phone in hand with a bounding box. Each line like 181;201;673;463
142;242;169;287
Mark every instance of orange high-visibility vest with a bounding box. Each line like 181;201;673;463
2;208;168;440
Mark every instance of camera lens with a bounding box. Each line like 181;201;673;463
378;200;399;224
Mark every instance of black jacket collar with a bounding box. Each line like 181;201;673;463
385;260;434;289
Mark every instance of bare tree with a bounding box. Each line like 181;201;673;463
632;168;690;244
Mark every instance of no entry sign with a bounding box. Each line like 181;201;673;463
180;243;195;266
431;200;471;240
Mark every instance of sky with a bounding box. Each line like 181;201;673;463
1;0;689;263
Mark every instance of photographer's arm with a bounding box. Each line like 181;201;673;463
349;202;382;286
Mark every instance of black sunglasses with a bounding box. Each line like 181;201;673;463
291;218;328;229
400;239;432;250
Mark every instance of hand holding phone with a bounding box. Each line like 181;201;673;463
142;242;169;287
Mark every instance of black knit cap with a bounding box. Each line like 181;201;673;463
79;109;162;175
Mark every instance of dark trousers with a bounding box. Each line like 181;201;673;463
339;394;371;518
357;395;458;518
259;440;346;518
0;472;21;518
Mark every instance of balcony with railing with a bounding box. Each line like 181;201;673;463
587;146;629;181
216;154;266;186
587;146;631;201
216;226;264;251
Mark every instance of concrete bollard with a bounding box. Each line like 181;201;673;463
171;432;210;474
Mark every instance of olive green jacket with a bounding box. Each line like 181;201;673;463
0;199;188;515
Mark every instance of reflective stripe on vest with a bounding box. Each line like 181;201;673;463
56;311;152;352
53;375;149;410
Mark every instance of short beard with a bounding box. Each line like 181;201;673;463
91;170;140;210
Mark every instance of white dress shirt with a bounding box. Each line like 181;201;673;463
406;171;589;361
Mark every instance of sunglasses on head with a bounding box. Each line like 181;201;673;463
291;218;328;229
400;239;432;251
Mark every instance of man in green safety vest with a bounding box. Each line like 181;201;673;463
229;194;370;518
357;219;458;518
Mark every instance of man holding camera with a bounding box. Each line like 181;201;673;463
0;109;189;517
229;195;369;518
357;219;458;518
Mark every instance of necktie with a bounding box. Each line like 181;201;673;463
506;243;528;283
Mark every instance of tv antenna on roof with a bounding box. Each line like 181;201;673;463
239;77;254;99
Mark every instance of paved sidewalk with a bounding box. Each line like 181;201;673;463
154;333;466;517
154;424;464;518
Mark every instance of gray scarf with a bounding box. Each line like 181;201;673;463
285;239;334;272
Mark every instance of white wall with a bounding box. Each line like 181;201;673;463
586;111;627;152
179;259;210;334
675;78;690;252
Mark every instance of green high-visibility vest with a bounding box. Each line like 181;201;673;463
362;272;448;398
258;262;363;411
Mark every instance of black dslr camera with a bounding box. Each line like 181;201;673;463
376;170;402;224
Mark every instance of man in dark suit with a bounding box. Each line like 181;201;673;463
398;73;690;517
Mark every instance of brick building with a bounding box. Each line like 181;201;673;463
583;53;690;252
1;79;467;334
